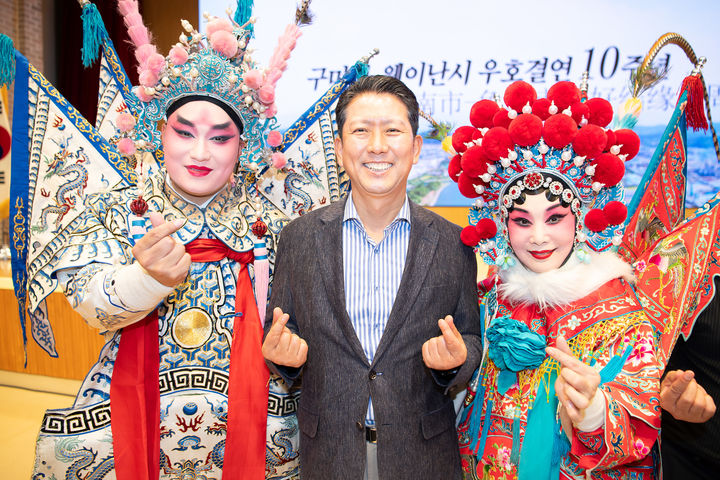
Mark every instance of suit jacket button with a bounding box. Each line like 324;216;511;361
356;421;364;431
369;370;377;380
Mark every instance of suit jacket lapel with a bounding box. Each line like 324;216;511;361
372;202;439;366
315;199;370;365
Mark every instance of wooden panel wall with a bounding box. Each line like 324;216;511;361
0;286;105;380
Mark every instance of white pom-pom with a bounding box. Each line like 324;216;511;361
508;150;518;161
619;153;628;162
245;95;253;105
539;143;549;154
480;128;490;135
161;77;170;86
580;117;588;127
523;150;533;160
522;102;532;114
585;165;597;176
548;101;558;114
562;107;573;116
574;155;586;166
487;240;496;249
592;182;603;192
561;150;572;161
508;109;518;119
479;243;489;253
474;198;485;208
500;157;511;168
610;145;621;155
238;39;246;49
474;184;486;194
241;84;250;93
480;173;492;183
487;165;497;175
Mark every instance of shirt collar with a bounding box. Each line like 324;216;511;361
343;192;411;226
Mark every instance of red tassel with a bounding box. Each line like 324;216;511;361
680;74;708;132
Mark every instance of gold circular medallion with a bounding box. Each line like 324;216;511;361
172;308;212;349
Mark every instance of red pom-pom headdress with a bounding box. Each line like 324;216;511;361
448;80;637;264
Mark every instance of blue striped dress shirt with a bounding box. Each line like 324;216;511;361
343;193;411;426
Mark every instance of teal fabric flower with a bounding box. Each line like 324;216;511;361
487;315;547;372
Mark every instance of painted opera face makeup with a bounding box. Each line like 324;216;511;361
507;193;576;273
162;100;243;204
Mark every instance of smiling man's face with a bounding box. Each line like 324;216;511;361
334;92;422;207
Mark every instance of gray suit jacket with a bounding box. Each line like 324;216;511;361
266;199;482;480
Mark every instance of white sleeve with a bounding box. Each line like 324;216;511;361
576;388;607;432
58;262;174;331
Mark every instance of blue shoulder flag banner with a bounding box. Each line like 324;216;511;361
9;50;133;358
254;61;368;219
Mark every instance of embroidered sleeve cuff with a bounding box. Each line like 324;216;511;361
576;388;606;432
113;262;175;311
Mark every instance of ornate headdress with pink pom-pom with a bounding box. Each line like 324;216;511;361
116;0;307;173
450;78;641;267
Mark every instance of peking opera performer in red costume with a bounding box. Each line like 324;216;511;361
452;79;663;479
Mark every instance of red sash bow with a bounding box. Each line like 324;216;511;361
111;238;269;479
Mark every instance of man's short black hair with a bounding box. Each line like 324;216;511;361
335;75;419;137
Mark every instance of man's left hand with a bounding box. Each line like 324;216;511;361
422;315;467;370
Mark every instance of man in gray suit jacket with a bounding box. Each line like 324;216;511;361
262;75;482;480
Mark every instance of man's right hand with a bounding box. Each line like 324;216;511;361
262;307;308;368
660;369;716;423
131;212;191;287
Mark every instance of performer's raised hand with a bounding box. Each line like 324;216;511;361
422;315;467;370
660;369;716;423
262;307;308;368
132;212;191;287
547;336;601;425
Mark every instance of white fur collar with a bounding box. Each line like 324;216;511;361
497;250;635;311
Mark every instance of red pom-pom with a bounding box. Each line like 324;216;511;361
592;153;625;186
531;98;552;120
569;101;590;125
504;81;537;112
475;218;498;239
585;97;614;127
461;145;491;177
451;126;481;153
614;129;641;160
457;172;483;198
461;225;481;246
604;129;616;152
130;196;149;216
572;125;607;159
493;109;512;129
508;114;543;147
482;127;514;160
584;208;608;232
547;81;580;110
542;114;578;149
0;126;10;160
448;154;462;182
470;100;500;129
603;201;628;225
251;218;268;238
